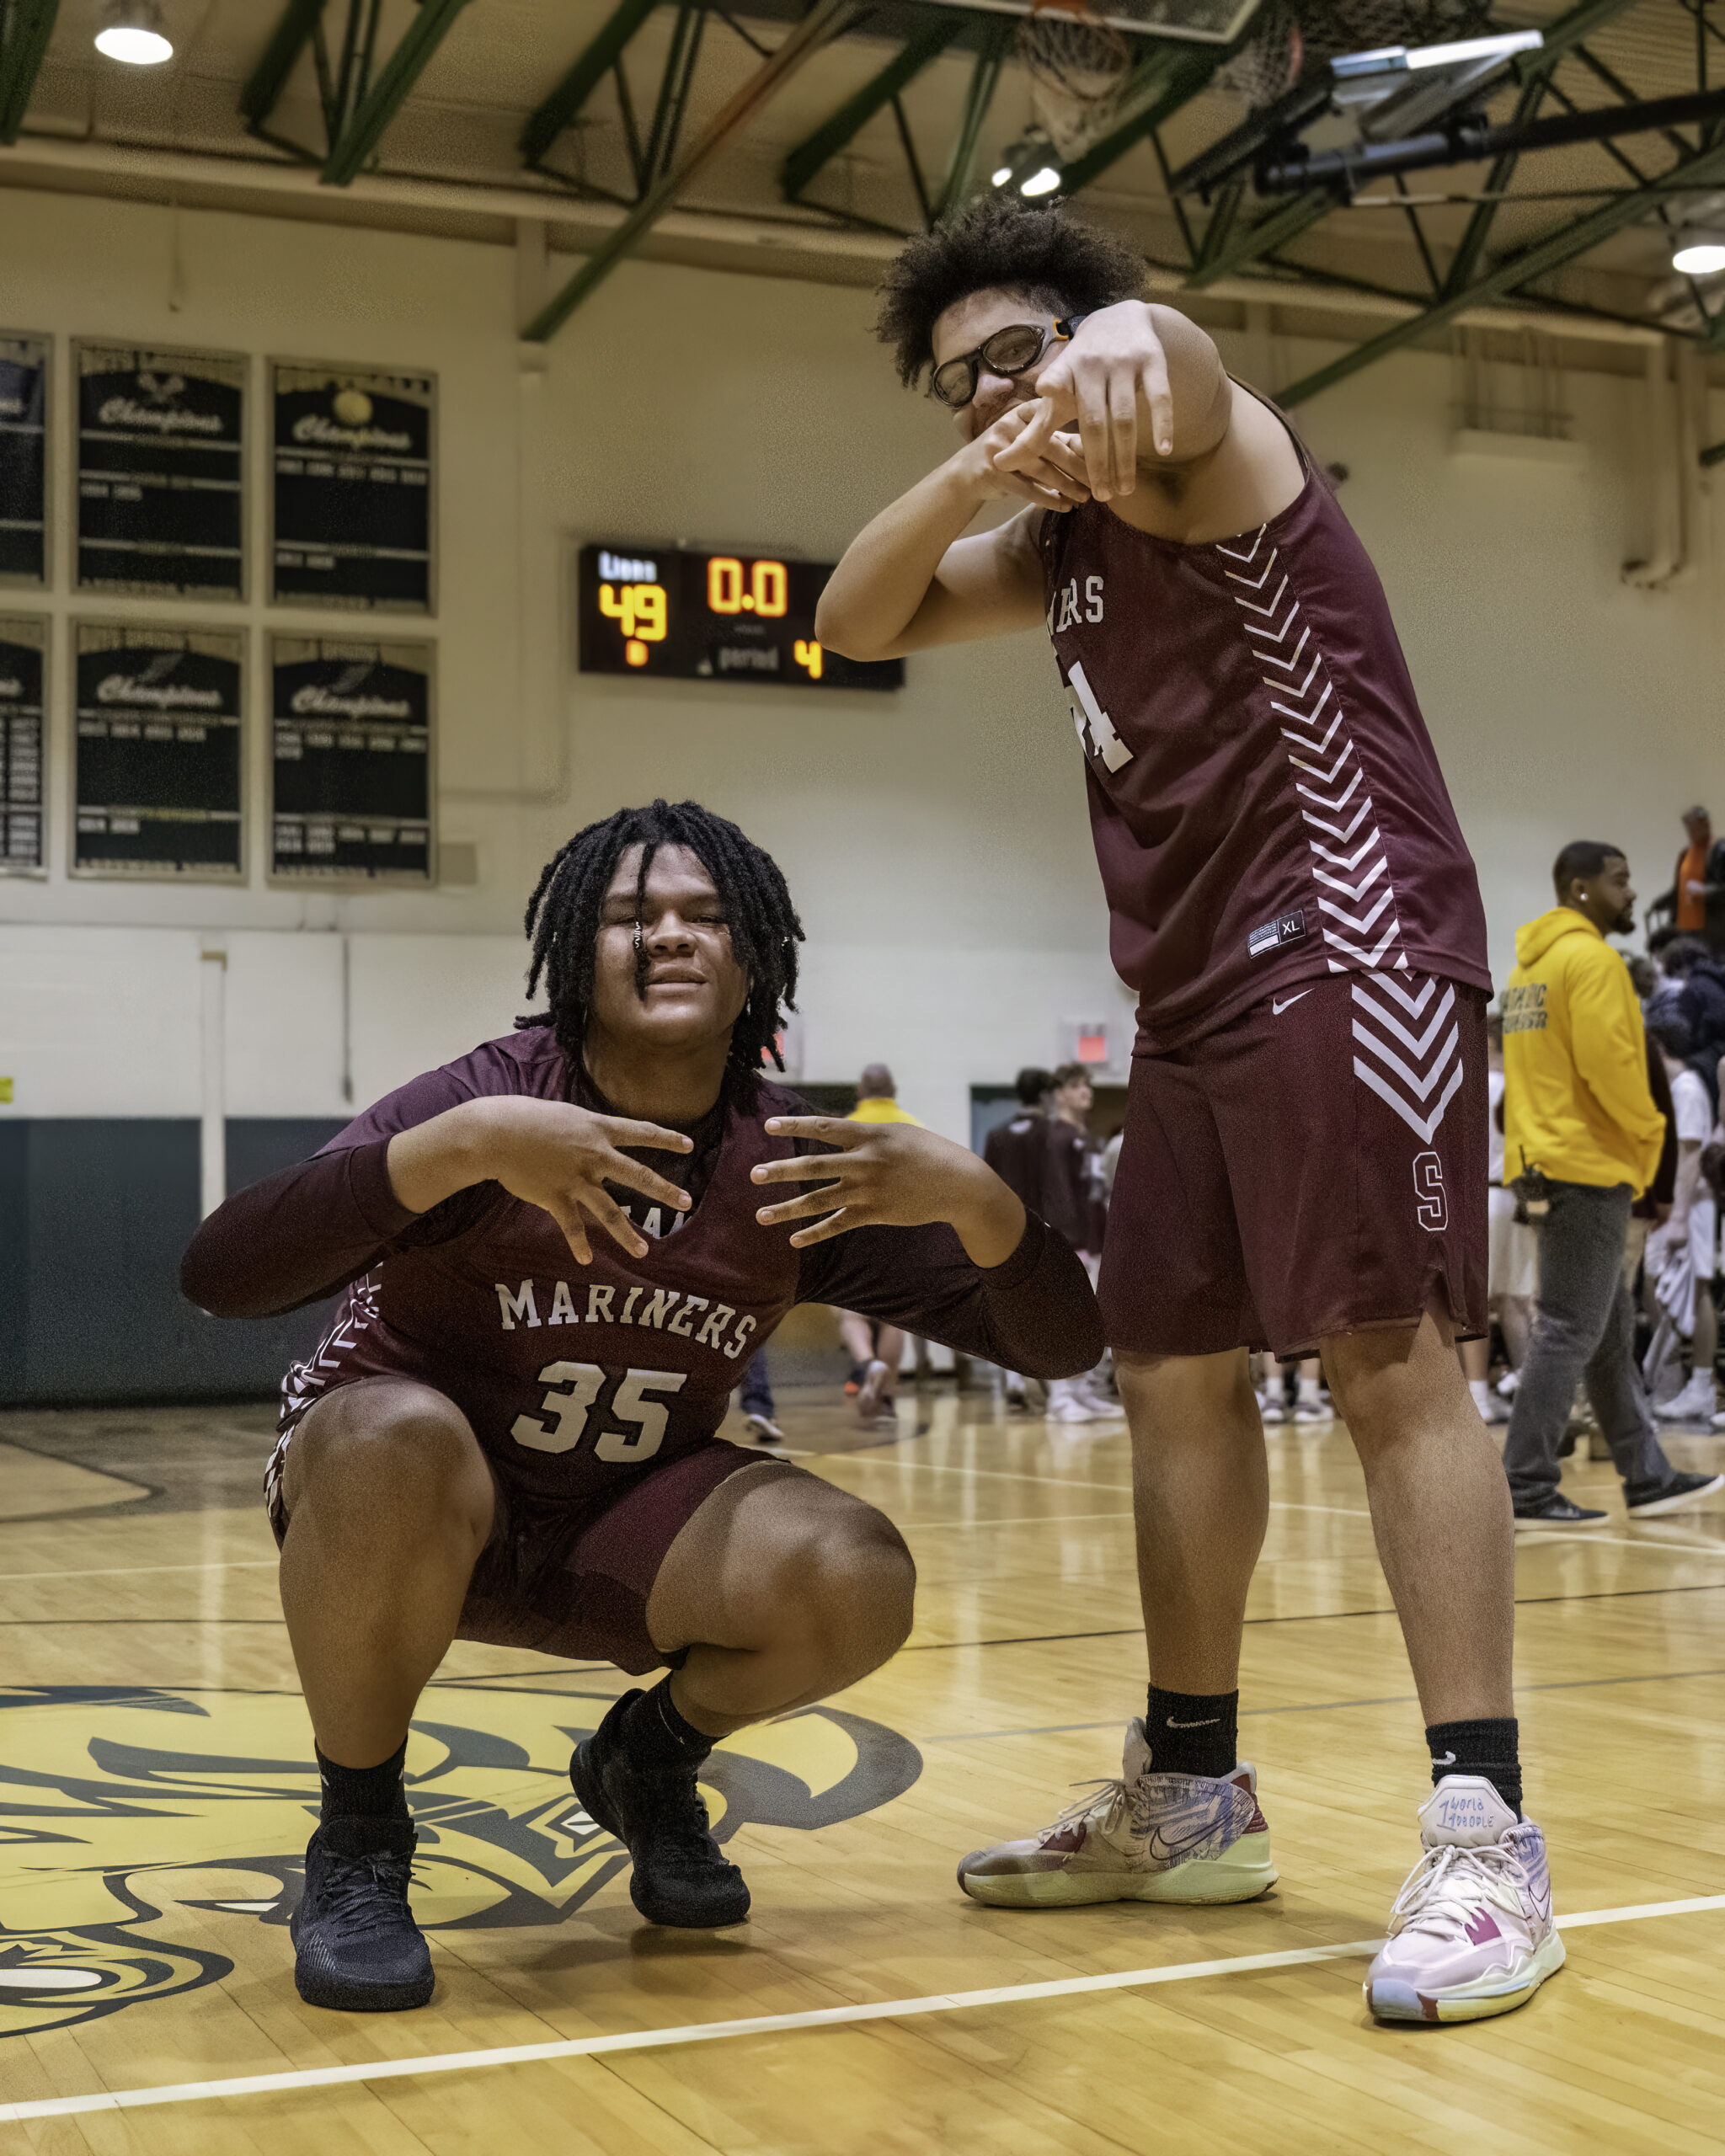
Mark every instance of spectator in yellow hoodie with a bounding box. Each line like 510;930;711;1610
1501;841;1723;1526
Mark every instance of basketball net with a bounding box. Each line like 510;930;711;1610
1016;0;1133;162
1220;0;1495;111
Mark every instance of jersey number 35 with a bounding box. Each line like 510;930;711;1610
512;1362;688;1462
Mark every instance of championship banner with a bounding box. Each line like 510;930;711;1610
271;363;435;613
0;614;45;876
73;343;246;600
270;635;434;883
72;622;244;880
0;334;49;588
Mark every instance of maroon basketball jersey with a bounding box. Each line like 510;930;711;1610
184;1027;1102;1506
1039;440;1489;1050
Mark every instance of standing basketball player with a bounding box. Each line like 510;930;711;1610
183;799;1101;2014
817;197;1559;2025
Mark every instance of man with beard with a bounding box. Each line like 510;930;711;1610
1500;840;1722;1524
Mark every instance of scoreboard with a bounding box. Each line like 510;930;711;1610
577;544;901;692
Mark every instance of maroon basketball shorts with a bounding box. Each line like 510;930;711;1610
1100;971;1487;1359
266;1395;796;1674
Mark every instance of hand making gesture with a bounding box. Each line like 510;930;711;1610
750;1117;1026;1269
387;1096;695;1266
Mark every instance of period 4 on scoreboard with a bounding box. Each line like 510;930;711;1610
578;544;901;691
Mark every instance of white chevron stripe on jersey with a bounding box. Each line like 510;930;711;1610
1244;599;1300;644
1308;825;1380;871
1288;739;1353;787
1271;680;1332;729
1301;795;1375;844
1319;887;1394;937
1312;853;1386;902
1295;765;1363;815
1361;971;1439;1018
1325;920;1402;969
1257;628;1313;676
1351;972;1465;1142
1267;653;1322;702
1281;708;1343;756
1236;576;1291;620
1215;525;1268;565
1353;978;1455;1056
1354;1011;1459;1098
1220;539;1407;983
1354;1053;1465;1145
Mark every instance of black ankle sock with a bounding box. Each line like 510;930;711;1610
317;1739;409;1822
622;1679;715;1769
1426;1717;1521;1817
1144;1685;1237;1780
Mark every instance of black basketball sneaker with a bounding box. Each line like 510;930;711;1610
570;1690;750;1928
291;1817;435;2011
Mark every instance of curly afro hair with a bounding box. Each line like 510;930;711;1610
874;195;1146;391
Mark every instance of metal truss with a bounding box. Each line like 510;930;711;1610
522;0;860;339
240;0;477;183
1272;0;1725;403
0;0;57;146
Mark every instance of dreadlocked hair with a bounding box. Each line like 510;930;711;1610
521;799;803;1082
875;195;1146;391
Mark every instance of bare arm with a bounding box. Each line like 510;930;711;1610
816;403;1084;660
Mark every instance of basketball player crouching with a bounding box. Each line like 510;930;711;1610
817;198;1561;2025
182;799;1103;2014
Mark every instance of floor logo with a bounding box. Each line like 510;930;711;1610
0;1682;921;2038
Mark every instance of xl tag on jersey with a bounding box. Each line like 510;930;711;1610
1248;909;1306;958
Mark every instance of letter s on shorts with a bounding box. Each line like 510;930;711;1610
1413;1150;1447;1231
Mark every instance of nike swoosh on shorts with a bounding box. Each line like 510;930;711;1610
1272;990;1314;1016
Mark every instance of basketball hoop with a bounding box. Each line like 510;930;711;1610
1016;0;1134;161
1220;0;1494;109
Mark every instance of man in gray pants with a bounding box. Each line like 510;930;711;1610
1500;841;1723;1525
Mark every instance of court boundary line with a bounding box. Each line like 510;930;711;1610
3;1893;1722;2125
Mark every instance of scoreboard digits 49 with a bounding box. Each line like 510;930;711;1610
578;544;901;692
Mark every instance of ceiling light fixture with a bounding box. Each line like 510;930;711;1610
990;127;1064;200
94;1;174;66
1671;232;1725;275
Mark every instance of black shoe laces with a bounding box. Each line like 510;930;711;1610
318;1848;416;1940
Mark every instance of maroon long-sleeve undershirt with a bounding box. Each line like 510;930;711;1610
182;1039;1104;1382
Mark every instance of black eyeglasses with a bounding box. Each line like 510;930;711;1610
929;317;1086;410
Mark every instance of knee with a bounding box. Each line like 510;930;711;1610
290;1385;489;1533
781;1508;916;1668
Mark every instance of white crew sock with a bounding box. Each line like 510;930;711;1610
1470;1378;1492;1414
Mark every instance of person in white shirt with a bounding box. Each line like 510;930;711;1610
1647;1017;1719;1424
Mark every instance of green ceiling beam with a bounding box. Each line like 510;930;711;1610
323;0;477;185
524;0;859;340
1278;125;1725;407
932;13;1012;220
239;0;327;127
1187;187;1332;286
1058;45;1226;196
0;0;60;143
521;0;660;164
1442;0;1642;296
781;10;968;203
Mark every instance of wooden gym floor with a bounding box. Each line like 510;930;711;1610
0;1388;1722;2153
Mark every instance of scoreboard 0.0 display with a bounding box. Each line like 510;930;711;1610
577;544;901;692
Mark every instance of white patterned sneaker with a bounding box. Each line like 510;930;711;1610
956;1719;1275;1908
1365;1776;1563;2023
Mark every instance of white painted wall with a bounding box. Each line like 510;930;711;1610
0;189;1720;1143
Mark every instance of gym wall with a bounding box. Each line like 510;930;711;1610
0;187;1721;1401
